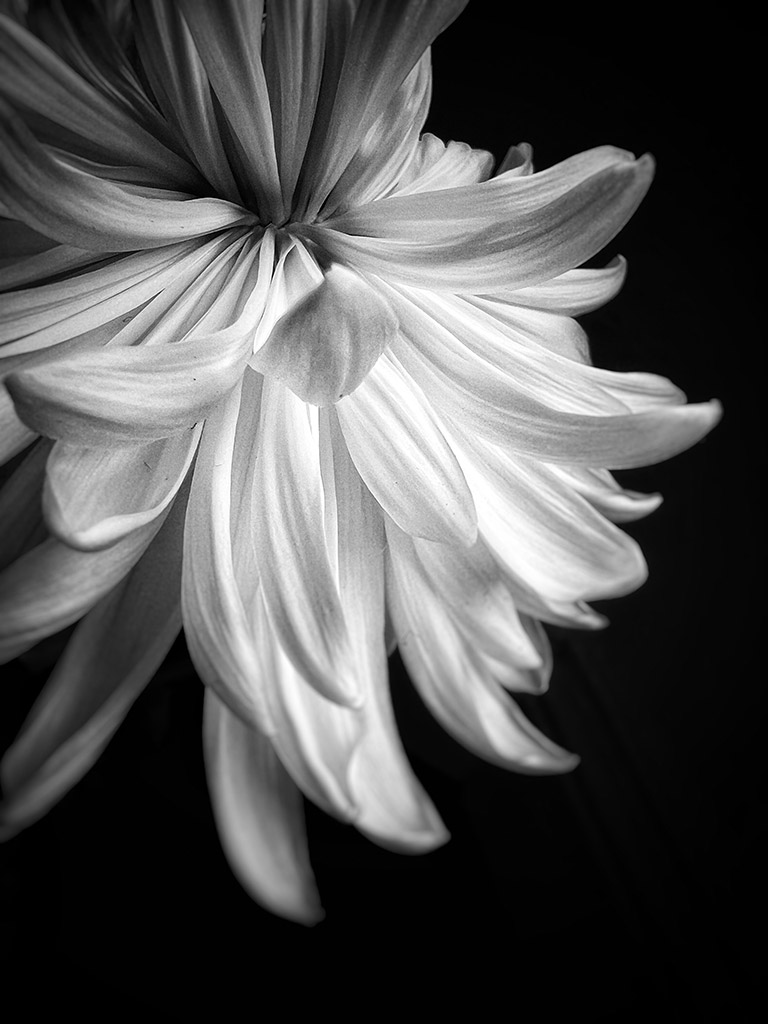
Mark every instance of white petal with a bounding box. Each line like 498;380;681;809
387;523;579;773
43;426;202;550
392;133;495;196
337;349;477;544
203;690;323;925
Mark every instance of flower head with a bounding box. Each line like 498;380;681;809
0;0;720;923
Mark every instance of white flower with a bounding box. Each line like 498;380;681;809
0;0;720;923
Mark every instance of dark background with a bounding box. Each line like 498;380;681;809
1;8;761;1019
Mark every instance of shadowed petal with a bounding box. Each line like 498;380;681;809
0;489;185;837
0;385;34;463
204;689;324;925
0;438;49;572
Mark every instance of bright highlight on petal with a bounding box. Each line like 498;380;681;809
0;0;720;923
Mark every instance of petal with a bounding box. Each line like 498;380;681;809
203;689;323;925
322;411;447;850
181;378;274;732
391;132;495;196
309;147;654;291
483;256;629;316
132;1;243;204
43;425;202;551
386;523;579;773
0;384;34;463
0;492;184;836
0;14;200;189
252;380;357;707
547;465;663;523
336;348;477;545
0;102;252;251
0;438;49;573
6;232;275;445
0;512;167;665
293;0;468;222
177;0;284;222
253;262;399;406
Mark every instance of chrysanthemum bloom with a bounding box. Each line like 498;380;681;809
0;1;720;922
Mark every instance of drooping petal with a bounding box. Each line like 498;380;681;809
308;147;654;292
203;689;323;925
253;262;399;405
386;523;579;773
0;103;252;251
0;489;185;836
252;379;357;707
0;511;166;664
43;425;202;550
181;377;274;733
324;413;448;850
547;465;663;523
336;348;477;545
390;325;722;470
480;256;628;316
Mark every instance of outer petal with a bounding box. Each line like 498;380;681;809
308;148;654;292
0;489;185;836
336;349;477;545
203;689;324;925
0;511;167;664
481;256;628;316
387;523;579;773
43;425;202;550
0;437;49;572
391;132;495;196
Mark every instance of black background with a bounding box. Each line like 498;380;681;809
1;7;762;1019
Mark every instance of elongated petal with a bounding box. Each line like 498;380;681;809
294;0;468;222
548;465;663;523
178;0;283;221
0;14;200;189
308;148;654;291
0;103;252;251
322;412;448;850
0;492;184;836
43;425;202;550
337;349;477;544
391;330;722;469
181;380;273;732
387;523;579;773
133;1;243;204
253;380;356;707
6;233;275;445
253;263;398;405
0;512;166;664
204;690;323;925
483;256;628;316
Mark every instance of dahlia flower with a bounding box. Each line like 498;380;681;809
0;0;720;923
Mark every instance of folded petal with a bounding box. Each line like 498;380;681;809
0;102;252;251
0;492;184;836
43;425;202;550
336;348;477;545
0;510;166;664
391;132;495;196
547;465;663;523
203;689;323;925
309;147;654;292
386;523;579;773
253;262;399;405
